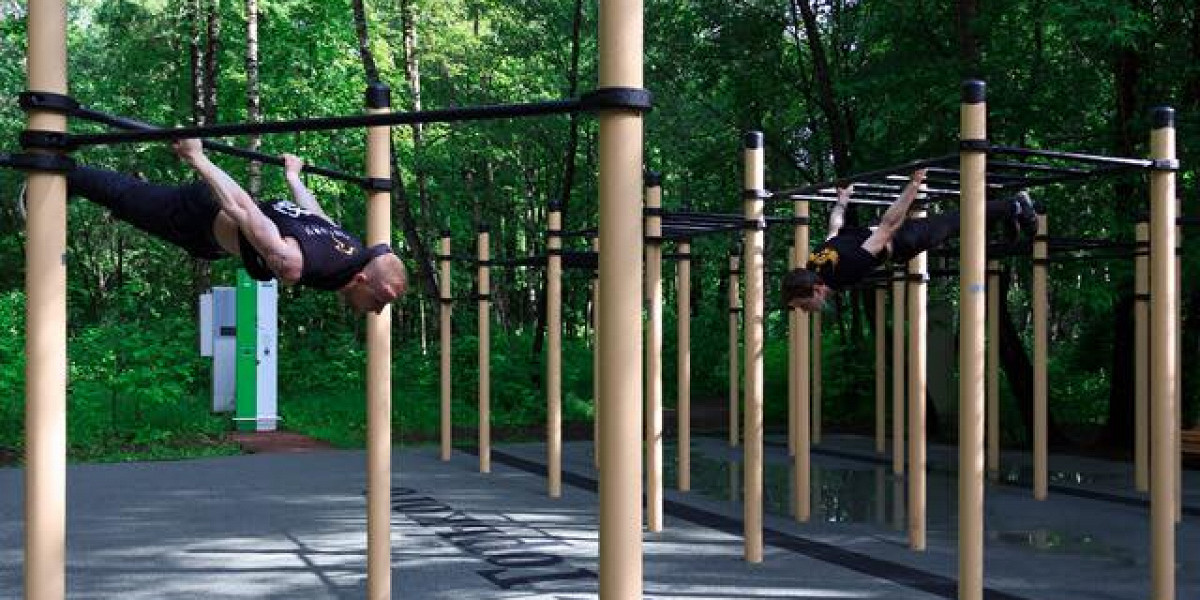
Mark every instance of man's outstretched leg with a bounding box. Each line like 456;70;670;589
67;166;226;259
890;195;1036;263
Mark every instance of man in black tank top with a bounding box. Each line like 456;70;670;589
62;139;407;314
783;169;1037;312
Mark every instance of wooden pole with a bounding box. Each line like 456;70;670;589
892;264;906;475
908;211;928;551
677;240;692;492
1148;105;1177;600
478;226;491;474
364;82;393;600
1135;222;1149;492
645;174;664;533
548;204;563;498
1033;213;1049;501
440;232;453;461
597;0;645;592
729;250;741;447
788;248;797;458
875;285;886;454
24;0;69;597
1175;201;1183;524
593;237;601;470
743;131;766;561
812;311;823;445
794;200;811;522
958;79;988;600
986;260;1000;480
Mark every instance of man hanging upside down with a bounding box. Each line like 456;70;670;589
62;138;407;314
782;169;1037;312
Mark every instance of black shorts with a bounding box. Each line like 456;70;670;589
67;166;228;260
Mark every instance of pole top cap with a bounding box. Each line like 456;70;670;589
441;228;452;238
744;131;764;149
365;82;392;109
478;223;490;233
644;171;662;187
962;80;986;104
1151;106;1175;129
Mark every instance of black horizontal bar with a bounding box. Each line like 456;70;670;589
988;145;1155;169
69;98;583;147
772;154;959;198
73;106;370;186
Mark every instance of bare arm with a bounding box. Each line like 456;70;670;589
174;140;303;281
826;185;852;241
861;169;926;256
281;154;334;223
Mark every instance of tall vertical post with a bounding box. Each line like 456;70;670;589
875;285;886;454
794;200;812;523
440;232;453;461
729;249;741;447
1032;213;1049;500
24;1;68;597
812;311;823;445
986;260;1001;480
677;240;692;492
958;78;988;600
364;82;393;600
1175;202;1183;523
892;265;906;475
477;226;491;474
743;131;766;561
788;249;798;458
1134;221;1149;492
908;211;928;551
645;173;664;533
1148;105;1177;600
593;237;601;470
597;0;645;593
548;204;563;498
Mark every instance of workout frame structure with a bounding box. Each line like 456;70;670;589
16;2;646;599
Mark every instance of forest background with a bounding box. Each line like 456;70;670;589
0;0;1196;462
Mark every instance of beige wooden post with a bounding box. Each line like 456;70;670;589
596;1;645;592
812;311;823;445
788;248;797;458
729;250;741;447
645;174;664;532
892;265;906;475
743;132;766;561
958;79;988;600
477;226;491;473
908;211;928;551
440;232;453;461
1175;201;1183;523
987;260;1001;480
1148;106;1177;600
1135;222;1149;492
794;201;812;522
1033;214;1049;500
548;204;563;498
24;1;69;597
364;83;394;600
875;285;887;454
593;237;601;470
677;240;692;492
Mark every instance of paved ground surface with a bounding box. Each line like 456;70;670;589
0;433;1195;599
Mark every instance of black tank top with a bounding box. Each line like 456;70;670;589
805;227;883;290
238;199;391;291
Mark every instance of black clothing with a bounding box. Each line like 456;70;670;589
810;199;1017;289
67;166;384;290
67;166;226;260
238;199;389;291
806;226;882;290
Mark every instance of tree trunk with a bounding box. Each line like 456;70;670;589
400;0;434;230
246;0;262;197
792;0;852;176
203;0;220;125
189;0;213;296
957;0;981;76
1100;294;1135;449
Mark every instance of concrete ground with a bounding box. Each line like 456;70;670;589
0;434;1195;599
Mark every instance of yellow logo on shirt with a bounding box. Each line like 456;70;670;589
809;248;840;267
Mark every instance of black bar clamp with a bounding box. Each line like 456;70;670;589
579;87;653;113
959;139;990;152
18;91;80;115
1151;159;1180;172
742;189;772;200
643;206;665;217
20;130;72;151
362;177;393;192
743;217;767;231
